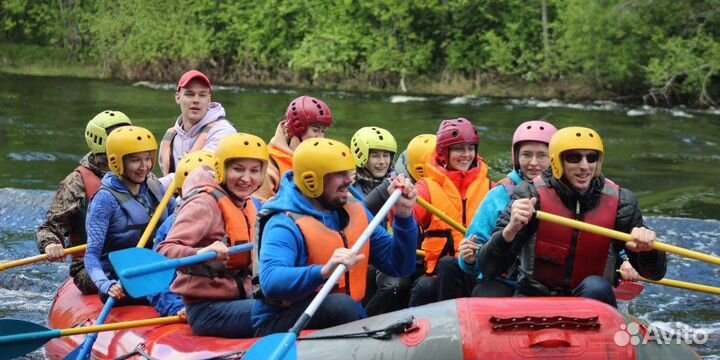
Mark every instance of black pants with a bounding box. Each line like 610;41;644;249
437;256;478;301
409;274;437;307
186;299;255;338
470;278;515;298
254;294;362;337
363;266;412;316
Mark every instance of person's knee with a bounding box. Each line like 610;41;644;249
437;256;458;274
410;275;438;306
323;294;361;322
580;276;612;293
575;275;616;307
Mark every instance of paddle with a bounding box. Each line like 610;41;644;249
535;210;720;267
110;243;254;298
616;272;720;296
71;179;175;360
0;244;254;359
0;245;86;272
0;316;184;359
417;197;466;234
418;197;718;296
243;188;404;360
613;281;645;301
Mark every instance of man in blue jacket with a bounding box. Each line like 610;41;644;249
253;138;418;336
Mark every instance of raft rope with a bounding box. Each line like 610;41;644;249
297;316;415;341
112;343;155;360
490;315;600;331
106;317;414;360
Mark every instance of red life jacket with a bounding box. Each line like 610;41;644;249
68;166;102;259
290;201;370;302
532;177;620;290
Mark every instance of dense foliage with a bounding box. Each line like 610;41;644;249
2;0;718;105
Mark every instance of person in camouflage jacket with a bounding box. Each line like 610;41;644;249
36;111;131;294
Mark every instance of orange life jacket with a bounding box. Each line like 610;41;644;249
158;122;216;176
532;177;620;290
183;186;256;275
267;144;294;181
290;201;370;301
420;158;492;274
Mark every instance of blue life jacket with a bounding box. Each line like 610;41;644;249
99;177;168;274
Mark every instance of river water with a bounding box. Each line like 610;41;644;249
0;73;719;358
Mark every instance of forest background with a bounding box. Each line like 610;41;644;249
1;0;719;107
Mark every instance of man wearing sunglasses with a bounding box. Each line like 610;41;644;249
476;126;667;306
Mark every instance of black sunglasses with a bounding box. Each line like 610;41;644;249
564;152;599;164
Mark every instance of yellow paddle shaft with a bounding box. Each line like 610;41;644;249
536;210;720;267
136;179;176;249
0;180;175;272
642;277;720;296
59;316;184;336
416;198;467;234
0;245;87;271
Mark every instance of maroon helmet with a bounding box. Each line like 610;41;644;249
284;96;333;138
435;118;479;165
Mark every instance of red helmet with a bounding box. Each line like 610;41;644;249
435;118;479;165
284;96;333;138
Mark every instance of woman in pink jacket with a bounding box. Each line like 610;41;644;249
157;133;267;338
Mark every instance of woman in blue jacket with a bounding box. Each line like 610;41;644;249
84;126;173;305
458;120;556;297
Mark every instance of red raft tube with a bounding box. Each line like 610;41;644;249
46;280;700;359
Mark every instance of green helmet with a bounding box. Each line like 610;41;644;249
85;110;132;154
350;127;397;168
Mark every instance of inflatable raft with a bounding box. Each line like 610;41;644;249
45;280;699;359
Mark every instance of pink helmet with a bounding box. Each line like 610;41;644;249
435;118;479;166
511;120;557;169
284;96;333;138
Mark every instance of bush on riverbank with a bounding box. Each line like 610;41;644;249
1;0;718;106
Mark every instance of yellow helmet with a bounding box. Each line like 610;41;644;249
549;126;604;179
406;134;437;181
214;133;269;184
106;126;158;176
85;110;132;154
176;150;216;191
293;138;355;198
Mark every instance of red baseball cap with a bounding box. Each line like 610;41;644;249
177;70;211;92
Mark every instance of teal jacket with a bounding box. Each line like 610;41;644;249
459;169;522;283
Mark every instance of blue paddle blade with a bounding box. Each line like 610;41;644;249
110;247;174;298
243;333;297;360
62;344;82;360
0;319;59;359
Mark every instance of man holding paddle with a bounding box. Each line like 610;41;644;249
477;126;667;306
253;139;419;336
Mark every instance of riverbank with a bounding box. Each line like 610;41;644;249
0;42;617;104
0;43;103;79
